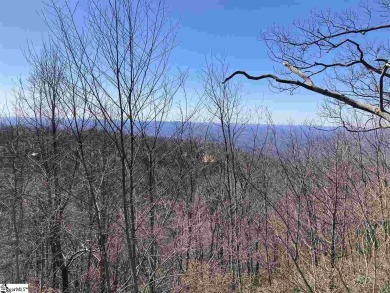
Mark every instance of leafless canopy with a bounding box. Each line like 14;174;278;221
223;0;390;130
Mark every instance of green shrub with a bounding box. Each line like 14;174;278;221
355;274;369;285
355;223;379;255
383;220;390;236
381;284;390;293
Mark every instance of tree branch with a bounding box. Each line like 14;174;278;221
283;61;314;86
223;70;390;122
377;59;390;112
282;24;390;47
65;247;88;269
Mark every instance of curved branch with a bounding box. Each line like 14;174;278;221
65;248;88;269
223;70;390;122
316;38;390;78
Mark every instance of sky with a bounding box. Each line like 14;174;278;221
0;0;358;125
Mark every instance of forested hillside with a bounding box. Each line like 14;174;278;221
2;119;390;292
2;0;390;292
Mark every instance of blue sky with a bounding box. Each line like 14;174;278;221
0;0;357;124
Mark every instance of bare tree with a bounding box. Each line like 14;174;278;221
201;56;256;291
42;0;183;291
15;43;75;292
0;117;32;284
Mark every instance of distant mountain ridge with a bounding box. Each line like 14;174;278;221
0;116;336;152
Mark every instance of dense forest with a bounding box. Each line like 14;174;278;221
2;0;390;292
2;117;390;292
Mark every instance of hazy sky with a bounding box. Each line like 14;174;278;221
0;0;357;124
